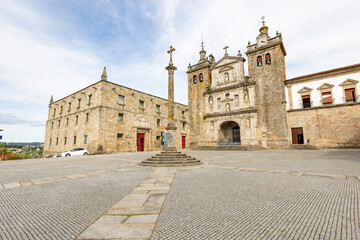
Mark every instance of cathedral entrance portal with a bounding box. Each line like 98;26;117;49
219;121;241;145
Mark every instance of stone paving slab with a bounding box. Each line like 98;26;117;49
3;182;21;189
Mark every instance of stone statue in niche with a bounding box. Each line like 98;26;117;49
209;96;213;105
210;121;214;130
244;89;249;101
225;103;230;112
245;118;250;128
224;72;229;82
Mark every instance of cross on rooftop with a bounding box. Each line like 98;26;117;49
167;45;175;65
223;46;229;56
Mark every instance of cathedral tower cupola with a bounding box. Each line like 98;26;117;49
198;42;207;63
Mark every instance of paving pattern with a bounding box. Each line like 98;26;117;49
0;149;359;239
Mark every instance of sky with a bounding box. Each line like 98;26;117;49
0;0;359;142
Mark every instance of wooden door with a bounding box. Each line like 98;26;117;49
182;136;186;149
291;128;304;144
137;133;145;151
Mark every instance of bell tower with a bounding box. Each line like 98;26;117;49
246;19;289;148
187;42;212;148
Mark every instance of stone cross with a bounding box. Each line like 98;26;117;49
167;45;175;65
223;46;229;56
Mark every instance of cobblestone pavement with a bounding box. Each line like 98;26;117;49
0;149;359;239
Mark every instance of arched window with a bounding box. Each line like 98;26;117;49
193;75;197;84
257;56;262;67
199;73;203;82
265;53;271;65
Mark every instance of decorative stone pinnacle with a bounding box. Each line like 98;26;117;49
167;45;175;65
237;50;242;57
101;67;107;81
50;95;54;104
223;46;229;56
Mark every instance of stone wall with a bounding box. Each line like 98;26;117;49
287;103;360;148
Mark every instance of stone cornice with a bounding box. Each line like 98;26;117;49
285;63;360;85
287;101;360;113
203;108;257;119
245;41;286;56
203;79;254;95
186;61;212;74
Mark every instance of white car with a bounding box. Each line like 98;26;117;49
58;148;89;157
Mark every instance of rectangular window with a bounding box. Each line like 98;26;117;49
156;136;160;140
53;108;56;116
217;98;221;109
76;115;79;124
51;122;54;129
235;95;239;106
49;138;52;146
118;95;124;105
88;95;92;105
118;113;124;122
157;119;160;127
302;95;311;108
56;138;58;145
117;133;123;139
84;135;87;144
139;100;144;108
182;111;185;117
64;137;67;145
58;120;60;128
86;113;89;122
182;122;186;130
345;88;356;102
156;104;160;113
60;106;63;114
78;99;81;108
68;103;71;111
66;118;69;126
73;136;77;145
322;92;332;104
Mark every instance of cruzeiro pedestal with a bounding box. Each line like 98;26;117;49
140;46;201;167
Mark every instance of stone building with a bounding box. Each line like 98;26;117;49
44;21;360;154
43;68;188;155
187;21;359;149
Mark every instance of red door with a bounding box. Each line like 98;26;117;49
137;133;145;151
182;136;186;149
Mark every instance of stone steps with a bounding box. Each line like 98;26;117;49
140;151;201;167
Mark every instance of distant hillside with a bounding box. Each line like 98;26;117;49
2;142;44;147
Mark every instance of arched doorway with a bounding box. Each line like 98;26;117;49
219;121;241;145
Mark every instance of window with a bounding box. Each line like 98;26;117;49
64;137;67;145
118;113;124;122
217;98;221;109
345;88;356;102
157;119;160;127
51;122;54;129
182;122;186;129
321;92;332;104
53;108;56;116
156;104;160;113
56;138;59;145
84;135;87;144
209;96;213;105
49;138;52;146
182;111;185;117
199;73;203;82
66;118;69;126
78;99;81;108
225;93;230;97
118;95;124;105
60;106;63;114
235;95;239;106
117;133;123;139
257;56;262;67
302;95;311;108
265;53;271;65
86;113;89;122
76;116;79;124
193;75;197;84
139;100;144;109
58;120;60;128
68;102;71;111
88;95;92;105
156;136;161;140
73;136;77;144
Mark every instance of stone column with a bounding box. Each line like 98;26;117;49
165;46;178;152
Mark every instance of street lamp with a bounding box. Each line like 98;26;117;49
0;129;4;160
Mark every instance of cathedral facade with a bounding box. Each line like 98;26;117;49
44;22;360;155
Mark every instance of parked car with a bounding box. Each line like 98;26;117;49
57;148;89;157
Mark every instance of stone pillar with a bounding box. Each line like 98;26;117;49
165;46;177;152
287;84;293;110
